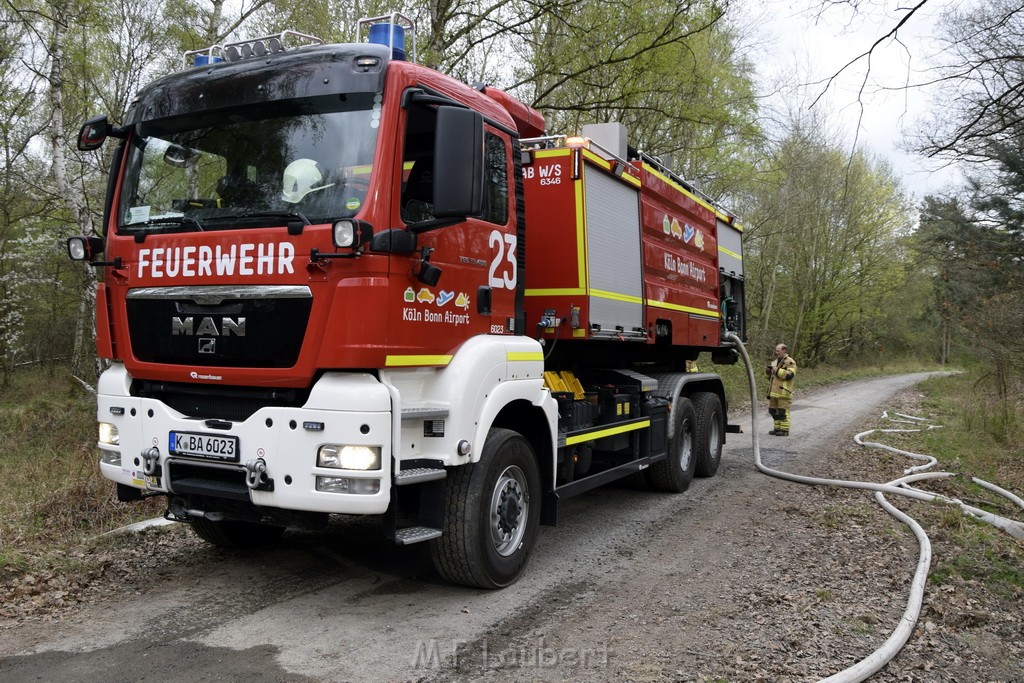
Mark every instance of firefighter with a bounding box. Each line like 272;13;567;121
766;343;797;436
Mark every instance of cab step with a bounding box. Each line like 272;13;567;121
394;467;447;486
392;526;442;545
401;405;449;420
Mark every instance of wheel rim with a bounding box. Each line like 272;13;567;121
490;465;529;557
679;418;694;469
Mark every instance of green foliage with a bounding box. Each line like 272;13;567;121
512;0;761;194
910;372;1024;595
0;369;161;561
712;349;942;412
742;122;915;366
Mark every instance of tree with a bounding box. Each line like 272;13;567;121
508;0;761;194
744;119;913;365
918;0;1024;165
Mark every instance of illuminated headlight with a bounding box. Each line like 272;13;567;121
333;220;356;248
317;445;381;470
315;476;381;495
99;422;119;446
67;236;88;261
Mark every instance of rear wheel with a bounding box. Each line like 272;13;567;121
429;428;541;588
189;518;285;549
647;398;697;492
693;391;724;477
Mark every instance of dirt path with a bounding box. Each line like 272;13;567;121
2;372;1021;682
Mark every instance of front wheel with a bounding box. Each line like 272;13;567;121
429;428;541;589
189;517;285;549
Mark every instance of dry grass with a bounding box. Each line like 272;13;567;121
0;368;161;570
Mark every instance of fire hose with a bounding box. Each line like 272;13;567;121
725;333;1024;682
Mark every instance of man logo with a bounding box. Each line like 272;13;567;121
172;316;246;336
198;338;217;354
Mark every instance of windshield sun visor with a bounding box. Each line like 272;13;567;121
126;44;390;125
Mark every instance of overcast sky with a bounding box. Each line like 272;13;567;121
748;0;964;200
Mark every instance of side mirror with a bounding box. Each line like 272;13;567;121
433;106;483;218
164;143;200;168
67;235;105;261
78;115;111;151
370;228;418;254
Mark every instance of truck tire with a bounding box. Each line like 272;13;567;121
647;397;696;492
692;391;724;477
429;428;541;589
189;518;285;549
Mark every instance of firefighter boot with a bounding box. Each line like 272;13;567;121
775;407;791;436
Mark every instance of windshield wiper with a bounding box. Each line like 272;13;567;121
206;210;310;235
239;210;310;226
123;216;205;240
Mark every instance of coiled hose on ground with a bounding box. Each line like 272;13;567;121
725;333;1024;682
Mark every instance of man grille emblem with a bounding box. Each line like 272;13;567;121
198;338;217;354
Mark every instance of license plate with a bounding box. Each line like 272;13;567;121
168;431;239;462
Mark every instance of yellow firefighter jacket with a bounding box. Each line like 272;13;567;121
768;354;797;400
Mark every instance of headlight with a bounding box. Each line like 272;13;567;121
315;476;381;495
333;220;355;248
99;422;119;446
67;237;88;261
317;445;381;470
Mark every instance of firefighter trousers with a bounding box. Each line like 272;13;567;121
768;397;792;432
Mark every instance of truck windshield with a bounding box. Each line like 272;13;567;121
118;93;380;233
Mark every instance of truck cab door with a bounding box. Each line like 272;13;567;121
387;101;518;361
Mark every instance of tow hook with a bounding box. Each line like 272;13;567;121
244;458;274;491
141;447;161;476
167;497;223;522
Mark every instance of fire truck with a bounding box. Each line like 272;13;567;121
68;15;746;588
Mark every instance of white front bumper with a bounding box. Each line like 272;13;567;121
97;366;393;515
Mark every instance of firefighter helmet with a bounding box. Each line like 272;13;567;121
281;158;334;203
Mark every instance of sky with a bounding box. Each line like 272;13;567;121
748;0;965;200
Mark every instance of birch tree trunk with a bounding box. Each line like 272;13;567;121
46;0;97;378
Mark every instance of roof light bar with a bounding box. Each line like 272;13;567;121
184;30;324;67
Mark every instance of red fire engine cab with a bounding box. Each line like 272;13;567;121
68;14;746;588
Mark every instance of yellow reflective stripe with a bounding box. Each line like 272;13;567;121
572;329;586;338
565;419;650;446
582;149;611;169
507;351;543;362
385;355;452;367
646;299;721;318
642;164;717;215
581;149;641;187
575;176;587;288
525;288;587;296
591;288;643;305
718;245;742;260
534;149;571;159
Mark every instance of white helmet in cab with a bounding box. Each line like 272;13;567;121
281;158;334;203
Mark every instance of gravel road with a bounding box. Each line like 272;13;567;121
2;372;1022;682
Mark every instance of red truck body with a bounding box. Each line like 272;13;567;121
72;20;745;588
